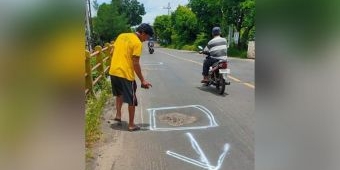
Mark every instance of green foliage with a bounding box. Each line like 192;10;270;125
223;0;255;49
85;80;111;149
240;0;255;46
181;45;196;51
228;45;247;58
92;0;146;45
188;0;255;50
248;26;255;40
171;6;199;46
241;0;255;29
170;33;185;49
193;32;209;48
166;44;176;49
188;0;223;35
119;0;146;26
153;15;172;45
154;0;254;53
93;3;129;44
86;148;93;161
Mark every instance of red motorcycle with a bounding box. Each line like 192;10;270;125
198;46;230;95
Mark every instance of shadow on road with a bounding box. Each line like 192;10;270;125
108;121;150;132
195;86;229;96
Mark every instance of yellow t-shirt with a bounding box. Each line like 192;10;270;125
109;33;142;81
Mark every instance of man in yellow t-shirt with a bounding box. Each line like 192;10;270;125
109;23;153;132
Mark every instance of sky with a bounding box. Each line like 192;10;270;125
92;0;189;24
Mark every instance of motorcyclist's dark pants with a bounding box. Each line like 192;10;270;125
202;57;219;76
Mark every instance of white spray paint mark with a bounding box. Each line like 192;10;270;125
166;132;230;170
166;151;214;169
147;105;218;131
186;133;212;166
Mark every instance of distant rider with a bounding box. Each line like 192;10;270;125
201;27;228;83
148;39;154;48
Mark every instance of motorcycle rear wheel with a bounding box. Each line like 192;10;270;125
217;77;226;95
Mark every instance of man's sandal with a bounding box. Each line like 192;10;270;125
113;118;121;122
128;126;141;132
111;118;122;125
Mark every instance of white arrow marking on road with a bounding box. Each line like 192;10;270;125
166;132;230;170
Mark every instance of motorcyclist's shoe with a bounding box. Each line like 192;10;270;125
201;77;209;83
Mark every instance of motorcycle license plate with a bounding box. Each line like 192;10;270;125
219;69;230;74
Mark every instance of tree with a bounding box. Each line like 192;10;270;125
223;0;255;49
153;0;254;51
153;15;172;45
92;3;129;44
189;0;255;49
240;0;255;43
116;0;146;26
91;0;147;44
171;5;199;48
188;0;223;36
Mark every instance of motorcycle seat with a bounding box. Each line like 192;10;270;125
212;60;227;67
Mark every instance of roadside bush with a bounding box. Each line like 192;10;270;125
85;79;111;160
181;45;196;51
166;44;175;49
193;32;209;48
228;45;247;58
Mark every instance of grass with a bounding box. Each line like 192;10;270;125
85;79;111;160
227;46;248;59
181;45;196;51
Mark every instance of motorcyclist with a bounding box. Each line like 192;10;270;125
147;38;154;54
201;27;228;83
148;38;154;48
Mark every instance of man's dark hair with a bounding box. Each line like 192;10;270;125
212;27;221;36
136;23;154;37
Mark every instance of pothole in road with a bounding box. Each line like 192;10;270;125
148;105;218;131
158;112;197;126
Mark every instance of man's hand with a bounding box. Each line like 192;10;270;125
141;80;152;89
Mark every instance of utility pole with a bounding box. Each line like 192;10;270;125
85;0;92;51
163;2;171;15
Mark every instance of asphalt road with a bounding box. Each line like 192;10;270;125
94;43;254;170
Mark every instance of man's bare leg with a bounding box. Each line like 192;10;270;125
115;96;123;119
128;105;140;131
128;105;135;128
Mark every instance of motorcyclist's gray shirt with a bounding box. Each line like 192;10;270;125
204;36;228;60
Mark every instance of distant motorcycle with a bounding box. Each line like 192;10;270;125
148;41;154;54
198;46;230;94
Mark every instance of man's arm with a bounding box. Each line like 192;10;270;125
132;56;152;88
202;46;210;55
